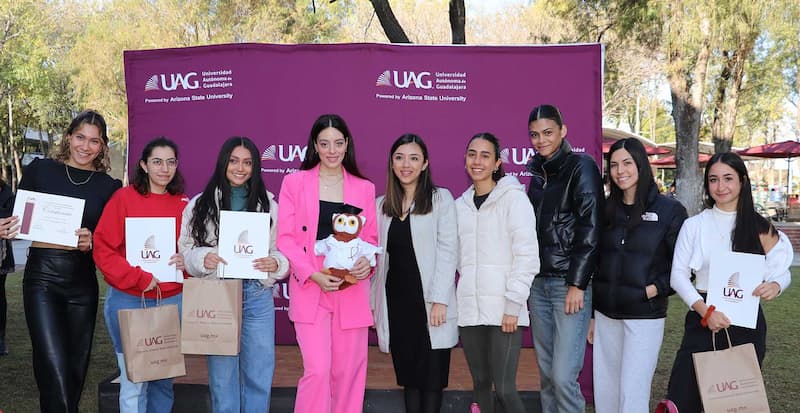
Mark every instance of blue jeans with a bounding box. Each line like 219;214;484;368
104;287;183;413
529;277;592;413
207;280;275;413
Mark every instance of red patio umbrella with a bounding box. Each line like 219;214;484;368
737;140;800;158
738;140;800;215
603;137;670;155
650;153;712;168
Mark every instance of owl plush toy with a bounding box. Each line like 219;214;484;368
314;204;382;290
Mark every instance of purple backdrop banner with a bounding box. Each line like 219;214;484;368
124;42;603;345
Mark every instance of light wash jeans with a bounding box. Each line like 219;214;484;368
104;286;183;413
529;277;592;413
207;280;275;413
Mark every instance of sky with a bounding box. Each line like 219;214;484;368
468;0;529;15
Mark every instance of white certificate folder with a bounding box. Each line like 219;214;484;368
218;211;270;279
125;217;182;283
707;252;766;329
12;189;86;247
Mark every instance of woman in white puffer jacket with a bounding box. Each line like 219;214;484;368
455;133;540;413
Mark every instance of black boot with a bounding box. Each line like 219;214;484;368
0;333;8;356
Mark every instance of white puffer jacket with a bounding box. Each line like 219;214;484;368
455;175;539;327
178;189;289;286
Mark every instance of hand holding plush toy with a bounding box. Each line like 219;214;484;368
314;204;382;290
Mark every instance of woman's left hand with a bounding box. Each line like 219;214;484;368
430;303;447;327
351;257;372;280
564;286;585;315
75;228;92;252
168;253;185;271
753;281;781;301
501;314;519;333
253;256;278;273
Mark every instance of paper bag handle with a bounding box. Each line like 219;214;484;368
139;285;163;308
711;327;733;351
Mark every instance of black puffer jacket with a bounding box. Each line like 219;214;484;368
595;186;687;319
527;140;603;290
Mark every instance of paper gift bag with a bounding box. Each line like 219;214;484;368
180;278;242;355
692;329;770;413
118;298;186;383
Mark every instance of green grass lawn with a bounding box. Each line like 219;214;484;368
1;270;798;412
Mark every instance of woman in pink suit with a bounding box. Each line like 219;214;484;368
277;114;378;413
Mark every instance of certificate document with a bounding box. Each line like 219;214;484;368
12;189;86;247
125;217;182;283
707;252;766;329
218;211;270;279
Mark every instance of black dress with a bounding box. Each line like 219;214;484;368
386;215;450;390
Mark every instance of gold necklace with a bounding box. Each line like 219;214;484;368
65;164;95;186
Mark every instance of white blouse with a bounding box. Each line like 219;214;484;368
670;206;793;308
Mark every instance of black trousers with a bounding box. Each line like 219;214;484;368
23;247;98;413
666;305;767;413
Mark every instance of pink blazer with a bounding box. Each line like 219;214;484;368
277;166;378;329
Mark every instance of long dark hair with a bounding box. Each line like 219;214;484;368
133;137;185;196
300;114;366;179
190;136;270;246
467;132;504;182
382;134;435;217
605;138;655;229
703;152;775;254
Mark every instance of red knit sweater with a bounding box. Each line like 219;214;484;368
93;186;189;298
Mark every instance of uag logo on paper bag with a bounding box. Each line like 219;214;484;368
376;70;433;89
140;235;161;262
136;334;178;348
723;272;745;300
144;72;200;91
708;380;739;394
233;231;254;256
186;308;235;321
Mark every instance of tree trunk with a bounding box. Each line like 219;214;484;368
7;95;19;189
449;0;465;44
668;5;712;216
711;51;734;153
369;0;411;43
712;34;757;153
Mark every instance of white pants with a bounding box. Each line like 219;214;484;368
592;311;665;413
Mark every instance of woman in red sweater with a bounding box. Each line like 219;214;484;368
93;137;189;413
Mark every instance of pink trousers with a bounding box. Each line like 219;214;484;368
294;292;368;413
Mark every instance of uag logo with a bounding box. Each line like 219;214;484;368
145;72;200;91
376;70;433;89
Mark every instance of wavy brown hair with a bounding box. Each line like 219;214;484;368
52;109;111;172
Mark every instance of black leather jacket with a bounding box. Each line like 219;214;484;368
595;186;687;319
526;140;603;290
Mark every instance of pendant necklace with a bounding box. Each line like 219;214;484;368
65;164;95;186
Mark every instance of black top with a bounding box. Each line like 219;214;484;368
473;192;491;209
18;158;121;232
317;200;344;240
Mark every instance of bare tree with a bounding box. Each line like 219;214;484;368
368;0;466;44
